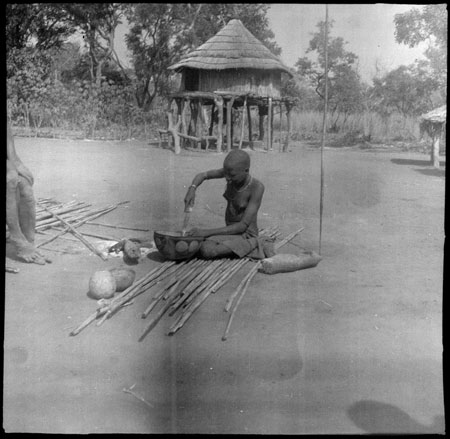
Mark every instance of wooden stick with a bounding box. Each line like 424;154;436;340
41;206;108;260
123;384;154;408
168;260;222;315
140;261;196;318
239;96;247;149
222;267;258;341
210;258;249;293
179;259;230;309
97;261;177;325
138;280;181;341
104;262;173;307
37;205;117;247
224;261;258;312
86;222;150;232
222;228;304;340
70;262;173;336
167;259;247;335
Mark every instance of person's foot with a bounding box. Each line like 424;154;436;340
10;238;49;265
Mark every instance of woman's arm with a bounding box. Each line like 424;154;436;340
184;168;224;210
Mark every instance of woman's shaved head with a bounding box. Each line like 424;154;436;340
223;150;250;171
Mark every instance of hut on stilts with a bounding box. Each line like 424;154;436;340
420;105;446;169
159;19;295;154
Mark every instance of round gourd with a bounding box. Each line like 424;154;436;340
89;270;117;299
109;267;136;292
175;240;189;253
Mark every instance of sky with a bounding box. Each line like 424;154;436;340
114;3;429;84
267;4;427;82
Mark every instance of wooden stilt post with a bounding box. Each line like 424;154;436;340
258;106;265;141
209;103;215;136
167;110;181;154
226;97;235;152
247;102;252;148
278;101;283;152
181;99;188;149
239;96;247;149
267;97;273;151
215;96;224;153
283;101;291;152
198;99;203;149
431;133;441;168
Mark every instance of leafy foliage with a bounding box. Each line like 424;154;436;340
295;20;364;129
394;5;447;91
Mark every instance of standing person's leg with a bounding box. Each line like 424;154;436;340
17;176;37;244
6;160;46;264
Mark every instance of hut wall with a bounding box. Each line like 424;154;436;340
188;69;282;98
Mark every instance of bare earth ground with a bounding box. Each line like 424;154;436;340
3;137;445;434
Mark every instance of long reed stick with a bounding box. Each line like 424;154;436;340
41;206;108;260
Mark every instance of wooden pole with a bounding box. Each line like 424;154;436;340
41;206;107;260
222;228;304;341
279;102;283;152
226;98;234;152
216;96;224;153
267;97;273;151
319;4;329;256
283;102;291;152
247;102;252;147
431;132;440;168
209;103;215;136
167;110;181;155
239;96;247;149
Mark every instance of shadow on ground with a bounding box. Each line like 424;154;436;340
415;167;446;177
347;400;445;434
391;158;446;167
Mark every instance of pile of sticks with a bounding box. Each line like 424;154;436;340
70;227;303;340
36;198;129;259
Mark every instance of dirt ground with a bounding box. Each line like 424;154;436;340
3;136;446;434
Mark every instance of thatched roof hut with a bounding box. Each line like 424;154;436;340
420;105;446;168
169;19;293;98
162;19;295;154
421;105;446;124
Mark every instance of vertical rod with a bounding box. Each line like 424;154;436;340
226;99;232;152
267;97;273;151
319;4;329;255
247;102;252;147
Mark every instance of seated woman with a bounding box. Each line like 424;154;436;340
183;149;274;259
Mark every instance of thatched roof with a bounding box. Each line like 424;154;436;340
421;105;446;124
169;19;293;76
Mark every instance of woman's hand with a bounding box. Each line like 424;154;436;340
186;227;209;237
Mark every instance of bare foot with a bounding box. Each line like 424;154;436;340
10;238;48;265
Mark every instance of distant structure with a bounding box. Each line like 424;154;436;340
420;105;446;169
159;19;295;154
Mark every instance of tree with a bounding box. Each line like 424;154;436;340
394;4;447;91
6;3;76;51
295;20;364;128
370;63;439;117
124;3;282;110
58;3;129;85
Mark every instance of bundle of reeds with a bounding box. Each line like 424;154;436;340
35;198;129;257
69;226;294;340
